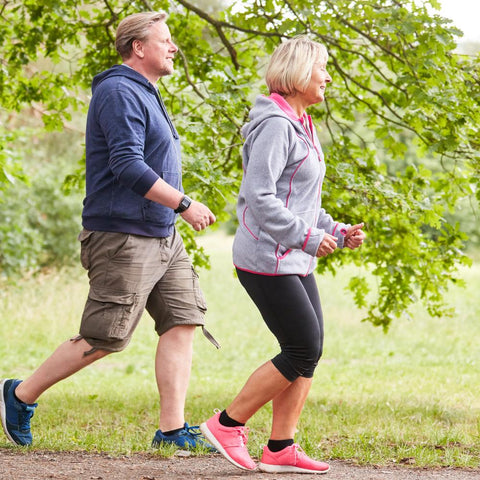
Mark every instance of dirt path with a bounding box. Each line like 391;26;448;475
1;449;479;480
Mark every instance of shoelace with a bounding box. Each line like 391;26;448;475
19;405;35;431
183;424;203;438
292;443;303;461
233;425;250;447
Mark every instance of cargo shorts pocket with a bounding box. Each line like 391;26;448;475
80;287;137;341
191;267;207;313
78;229;95;270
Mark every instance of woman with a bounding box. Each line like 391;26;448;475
201;35;365;474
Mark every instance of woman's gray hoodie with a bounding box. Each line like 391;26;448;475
232;93;349;276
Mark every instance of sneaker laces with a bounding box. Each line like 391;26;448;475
182;424;203;439
211;408;249;447
233;425;250;447
19;405;36;431
292;443;304;462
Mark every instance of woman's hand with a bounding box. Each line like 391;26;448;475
344;223;366;250
316;233;338;257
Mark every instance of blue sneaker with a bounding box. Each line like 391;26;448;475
152;422;217;452
0;379;38;446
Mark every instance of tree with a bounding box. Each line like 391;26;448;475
0;0;478;328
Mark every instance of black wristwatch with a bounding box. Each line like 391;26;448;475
174;195;192;213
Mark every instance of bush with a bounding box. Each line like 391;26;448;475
0;129;83;279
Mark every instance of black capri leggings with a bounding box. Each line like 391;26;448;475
236;268;324;382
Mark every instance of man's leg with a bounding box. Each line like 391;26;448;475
148;231;203;432
147;231;216;450
15;338;110;404
1;338;109;445
155;325;195;432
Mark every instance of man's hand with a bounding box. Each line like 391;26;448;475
344;223;366;250
144;179;216;231
180;201;216;231
316;232;338;257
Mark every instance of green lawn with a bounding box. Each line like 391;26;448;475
1;232;479;467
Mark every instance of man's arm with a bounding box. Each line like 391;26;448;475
144;178;216;231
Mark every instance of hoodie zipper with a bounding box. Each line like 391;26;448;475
154;89;179;140
300;115;322;161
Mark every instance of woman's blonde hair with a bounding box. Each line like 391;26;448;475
115;11;168;59
265;35;328;96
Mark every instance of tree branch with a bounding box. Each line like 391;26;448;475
175;0;239;69
174;47;242;131
102;0;118;22
174;0;285;39
139;0;154;11
324;0;406;65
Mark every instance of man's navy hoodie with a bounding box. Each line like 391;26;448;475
82;64;182;237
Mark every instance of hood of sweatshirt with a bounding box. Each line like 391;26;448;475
242;93;323;163
241;93;312;140
91;64;156;95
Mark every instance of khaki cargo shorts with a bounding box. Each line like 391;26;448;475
75;228;210;353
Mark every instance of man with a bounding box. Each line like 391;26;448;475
0;11;217;449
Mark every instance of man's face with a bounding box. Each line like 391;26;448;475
141;21;178;78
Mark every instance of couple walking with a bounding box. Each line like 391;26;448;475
1;11;365;475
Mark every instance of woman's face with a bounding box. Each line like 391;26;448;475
301;61;332;106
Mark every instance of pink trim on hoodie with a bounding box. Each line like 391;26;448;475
285;135;309;209
268;93;322;272
234;264;311;278
302;228;312;251
269;93;322;161
332;223;347;237
269;93;302;121
242;206;259;240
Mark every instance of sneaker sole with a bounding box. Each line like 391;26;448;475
259;462;330;474
199;422;256;471
0;379;20;445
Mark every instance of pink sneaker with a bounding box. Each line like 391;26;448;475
200;411;256;471
259;444;330;474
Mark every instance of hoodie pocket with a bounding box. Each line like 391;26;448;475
275;243;292;260
241;206;259;240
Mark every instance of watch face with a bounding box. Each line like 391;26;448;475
175;195;192;213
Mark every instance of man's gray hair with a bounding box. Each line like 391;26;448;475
115;11;168;59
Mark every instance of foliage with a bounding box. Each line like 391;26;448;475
0;127;26;190
0;129;83;279
0;0;479;328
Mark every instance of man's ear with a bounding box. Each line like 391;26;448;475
132;39;144;58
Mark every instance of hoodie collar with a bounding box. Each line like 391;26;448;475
268;93;308;123
92;64;155;93
268;93;318;146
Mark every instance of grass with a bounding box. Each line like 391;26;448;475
1;232;479;468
